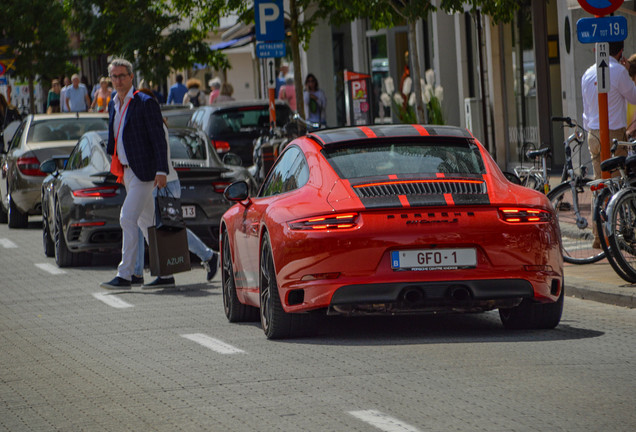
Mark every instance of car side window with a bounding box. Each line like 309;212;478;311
66;138;90;170
90;142;109;172
259;146;307;197
7;122;25;151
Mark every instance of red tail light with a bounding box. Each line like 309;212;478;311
17;156;47;177
212;140;230;153
288;213;359;230
72;186;119;198
70;221;107;227
499;208;551;224
213;181;231;194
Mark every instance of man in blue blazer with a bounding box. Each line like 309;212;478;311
101;58;169;290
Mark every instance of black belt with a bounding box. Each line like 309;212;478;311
122;164;129;168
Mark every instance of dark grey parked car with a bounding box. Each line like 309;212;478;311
188;100;293;166
41;128;254;267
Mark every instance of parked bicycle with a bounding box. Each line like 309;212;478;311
593;137;636;282
547;116;604;264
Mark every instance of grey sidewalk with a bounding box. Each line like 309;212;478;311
564;259;635;308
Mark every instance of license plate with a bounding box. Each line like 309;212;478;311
391;248;477;270
182;205;196;219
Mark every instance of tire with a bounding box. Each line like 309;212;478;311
8;195;28;228
548;180;605;264
42;203;55;258
54;203;81;267
0;195;7;224
221;230;259;322
259;232;294;339
499;286;564;330
607;190;636;281
594;188;636;282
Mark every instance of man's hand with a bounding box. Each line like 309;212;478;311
154;174;167;189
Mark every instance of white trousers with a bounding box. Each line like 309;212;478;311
117;167;155;280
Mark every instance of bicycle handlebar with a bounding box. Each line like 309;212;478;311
551;116;576;128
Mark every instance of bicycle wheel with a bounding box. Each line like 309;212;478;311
607;189;636;281
548;179;605;264
595;188;636;282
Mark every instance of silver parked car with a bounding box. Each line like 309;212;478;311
0;112;108;228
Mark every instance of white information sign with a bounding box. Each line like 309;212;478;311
596;42;610;94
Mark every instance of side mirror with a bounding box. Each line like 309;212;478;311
222;152;243;167
224;180;249;202
39;159;58;174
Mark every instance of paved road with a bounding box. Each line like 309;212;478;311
1;221;635;431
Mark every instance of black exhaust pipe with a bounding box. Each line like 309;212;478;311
448;286;471;302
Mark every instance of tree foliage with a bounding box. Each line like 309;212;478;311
1;0;74;111
63;0;234;84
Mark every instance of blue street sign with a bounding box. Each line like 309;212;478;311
255;0;285;42
256;41;286;58
577;16;628;44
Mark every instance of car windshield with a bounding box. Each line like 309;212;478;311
169;131;209;160
323;139;486;179
27;118;108;143
209;106;291;137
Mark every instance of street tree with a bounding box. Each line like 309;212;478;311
1;0;73;113
64;0;232;86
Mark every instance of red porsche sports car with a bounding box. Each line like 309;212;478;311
220;124;564;339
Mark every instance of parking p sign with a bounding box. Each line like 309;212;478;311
255;0;285;42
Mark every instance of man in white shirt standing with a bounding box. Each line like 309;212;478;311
65;74;91;112
581;41;636;179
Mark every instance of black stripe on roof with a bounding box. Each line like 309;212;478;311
309;124;471;146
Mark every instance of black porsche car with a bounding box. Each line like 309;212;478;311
40;128;254;267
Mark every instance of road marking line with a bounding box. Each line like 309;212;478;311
181;333;245;354
348;410;421;432
92;292;134;309
34;263;66;275
0;238;18;248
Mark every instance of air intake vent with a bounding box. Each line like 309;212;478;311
354;180;487;198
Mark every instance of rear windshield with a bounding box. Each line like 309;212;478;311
28;118;108;142
323;139;485;179
208;106;292;137
169;131;208;161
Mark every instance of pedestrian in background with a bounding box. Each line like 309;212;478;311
90;77;112;112
278;74;296;111
183;78;206;107
46;79;61;114
167;74;187;105
59;76;71;112
100;58;169;290
303;73;326;127
627;53;636;138
216;82;234;102
581;41;636;180
65;74;91;112
275;61;289;98
0;93;21;131
208;77;221;104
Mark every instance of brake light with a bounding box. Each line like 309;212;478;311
72;186;119;198
70;221;107;227
212;140;230;153
590;183;605;192
288;213;359;230
213;181;231;194
17;156;47;177
499;208;551;224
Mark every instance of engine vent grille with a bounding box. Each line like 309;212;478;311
354;180;487;198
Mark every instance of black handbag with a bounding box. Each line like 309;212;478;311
154;188;185;231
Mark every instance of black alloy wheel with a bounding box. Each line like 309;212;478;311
221;230;258;322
